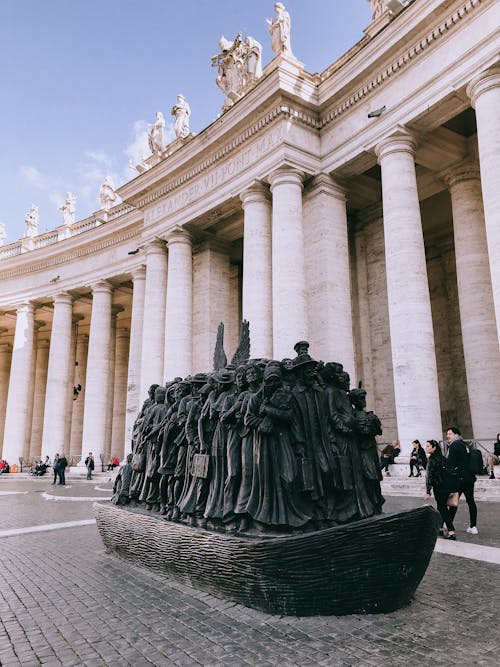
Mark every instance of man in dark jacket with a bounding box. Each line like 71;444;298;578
446;426;478;534
58;453;68;486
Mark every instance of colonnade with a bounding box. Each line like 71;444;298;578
0;66;499;464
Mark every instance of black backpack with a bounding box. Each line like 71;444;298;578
468;447;484;475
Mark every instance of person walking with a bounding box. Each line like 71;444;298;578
58;453;68;485
85;452;95;480
446;426;478;534
52;454;60;485
425;440;458;540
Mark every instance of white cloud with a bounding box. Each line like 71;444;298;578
19;165;45;188
124;120;150;166
84;150;112;166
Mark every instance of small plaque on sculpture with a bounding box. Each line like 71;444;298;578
300;457;314;491
192;453;210;479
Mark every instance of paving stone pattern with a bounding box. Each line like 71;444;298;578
0;479;499;666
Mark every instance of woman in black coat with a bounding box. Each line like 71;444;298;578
425;440;457;540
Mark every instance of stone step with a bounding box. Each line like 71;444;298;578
381;475;500;500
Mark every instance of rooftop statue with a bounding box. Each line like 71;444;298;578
59;192;76;226
267;2;294;58
24;204;39;238
171;94;191;140
370;0;387;20
0;223;6;246
148;111;165;155
212;32;263;112
99;176;118;211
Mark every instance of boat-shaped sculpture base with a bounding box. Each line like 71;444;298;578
94;503;440;616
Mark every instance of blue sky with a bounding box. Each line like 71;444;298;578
1;0;370;243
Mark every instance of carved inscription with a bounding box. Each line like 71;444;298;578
145;129;283;224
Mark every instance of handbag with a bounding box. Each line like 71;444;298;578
441;464;460;494
447;492;459;508
131;450;146;472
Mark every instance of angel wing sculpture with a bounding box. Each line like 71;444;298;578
231;319;251;367
213;322;228;370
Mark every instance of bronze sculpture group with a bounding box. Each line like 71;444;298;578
120;340;385;535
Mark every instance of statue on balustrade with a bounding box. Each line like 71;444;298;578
0;223;6;246
212;32;263;112
24;204;39;237
171;94;191;140
99;176;118;211
59;192;76;226
267;3;294;58
370;0;387;20
148;111;165;155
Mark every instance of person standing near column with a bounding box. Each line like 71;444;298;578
58;453;68;486
85;452;95;480
446;426;478;535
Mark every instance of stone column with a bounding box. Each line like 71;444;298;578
104;310;118;459
164;228;193;380
140;239;168;398
41;293;73;459
192;239;232;371
29;337;50;461
303;174;356;379
443;163;500;439
375;128;442;451
69;333;88;460
110;327;129;460
240;182;273;359
467;66;500;341
124;266;146;452
0;343;12;455
1;303;36;463
81;280;113;464
268;168;308;360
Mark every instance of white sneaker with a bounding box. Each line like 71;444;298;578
466;526;478;534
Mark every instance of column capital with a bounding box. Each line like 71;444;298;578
36;338;50;350
305;173;347;202
267;167;305;191
165;226;192;246
240;181;271;207
144;238;167;256
91;279;113;295
440;161;481;189
374;126;418;163
52;292;73;307
466;65;500;108
131;265;146;282
15;302;35;315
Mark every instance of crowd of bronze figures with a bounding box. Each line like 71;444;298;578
123;342;385;533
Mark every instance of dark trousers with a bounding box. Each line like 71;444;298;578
58;469;66;485
380;457;390;473
434;489;455;532
409;459;421;475
53;469;59;483
448;482;477;528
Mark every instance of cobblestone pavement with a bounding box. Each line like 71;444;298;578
0;478;499;666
